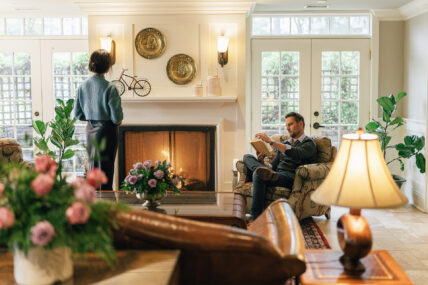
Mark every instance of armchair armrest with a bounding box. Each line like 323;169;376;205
296;162;333;180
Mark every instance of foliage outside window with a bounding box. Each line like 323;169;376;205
0;17;88;36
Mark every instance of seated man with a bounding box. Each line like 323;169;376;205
243;112;317;220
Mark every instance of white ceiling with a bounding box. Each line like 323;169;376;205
0;0;415;15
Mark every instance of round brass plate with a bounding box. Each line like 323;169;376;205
135;27;166;59
166;54;196;85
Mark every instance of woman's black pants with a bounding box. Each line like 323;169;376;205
86;120;118;190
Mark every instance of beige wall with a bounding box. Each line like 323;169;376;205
404;13;428;120
88;15;247;202
379;21;404;116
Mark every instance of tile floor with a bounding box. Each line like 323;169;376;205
316;205;428;285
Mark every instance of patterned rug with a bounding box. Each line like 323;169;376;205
300;217;331;249
286;217;330;285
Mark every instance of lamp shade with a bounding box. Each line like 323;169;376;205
311;130;408;209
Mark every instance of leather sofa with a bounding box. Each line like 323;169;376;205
114;199;306;285
233;136;336;221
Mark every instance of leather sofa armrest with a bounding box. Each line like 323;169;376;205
296;162;333;180
248;199;306;275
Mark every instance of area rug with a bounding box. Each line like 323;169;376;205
300;217;331;249
286;217;330;285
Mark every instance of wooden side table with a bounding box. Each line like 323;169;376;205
300;250;413;284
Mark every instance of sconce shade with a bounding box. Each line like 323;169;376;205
311;131;408;209
217;36;229;67
217;36;229;53
99;36;115;65
100;36;113;52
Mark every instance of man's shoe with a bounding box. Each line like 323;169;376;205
255;167;279;182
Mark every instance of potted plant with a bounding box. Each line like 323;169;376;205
365;92;426;188
120;160;180;210
0;156;127;284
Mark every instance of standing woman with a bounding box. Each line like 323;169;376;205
74;49;123;190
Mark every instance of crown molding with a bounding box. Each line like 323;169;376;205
371;9;404;21
74;1;255;15
399;0;428;20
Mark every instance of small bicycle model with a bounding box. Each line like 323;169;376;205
112;68;151;97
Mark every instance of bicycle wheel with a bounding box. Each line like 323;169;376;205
112;80;125;96
133;79;151;97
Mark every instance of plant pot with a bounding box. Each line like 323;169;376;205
136;192;167;213
14;247;73;285
392;174;406;189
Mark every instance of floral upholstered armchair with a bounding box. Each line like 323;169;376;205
233;136;336;221
0;138;24;164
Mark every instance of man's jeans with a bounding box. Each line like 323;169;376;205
243;154;294;220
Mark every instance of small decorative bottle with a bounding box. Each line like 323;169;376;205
207;75;221;96
192;82;203;97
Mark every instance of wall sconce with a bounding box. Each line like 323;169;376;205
217;36;229;67
100;35;116;65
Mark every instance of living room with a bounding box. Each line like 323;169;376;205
0;0;427;284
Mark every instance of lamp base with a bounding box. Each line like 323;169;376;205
337;209;373;275
339;254;366;274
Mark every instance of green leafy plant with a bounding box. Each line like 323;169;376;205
365;92;426;179
32;99;79;178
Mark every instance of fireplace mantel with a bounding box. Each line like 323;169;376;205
121;96;237;103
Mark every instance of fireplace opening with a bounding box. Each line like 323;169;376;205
118;126;215;192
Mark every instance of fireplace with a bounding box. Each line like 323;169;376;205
118;125;215;191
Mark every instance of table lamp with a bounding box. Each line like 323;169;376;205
311;128;408;274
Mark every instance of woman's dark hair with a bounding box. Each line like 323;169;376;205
88;49;112;74
285;112;305;127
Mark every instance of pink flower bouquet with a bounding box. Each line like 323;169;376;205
0;155;127;266
120;160;180;201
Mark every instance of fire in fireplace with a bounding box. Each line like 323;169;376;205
118;126;215;191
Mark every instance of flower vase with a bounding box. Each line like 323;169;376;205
14;247;73;285
136;192;167;214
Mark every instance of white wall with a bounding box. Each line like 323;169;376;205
88;14;247;206
402;13;428;211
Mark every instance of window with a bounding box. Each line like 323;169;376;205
0;17;88;37
252;14;371;36
0;52;33;160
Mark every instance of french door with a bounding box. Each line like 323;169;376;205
0;40;42;161
252;38;370;147
41;40;89;178
0;39;88;178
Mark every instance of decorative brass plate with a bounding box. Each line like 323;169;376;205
135;27;166;59
166;54;196;85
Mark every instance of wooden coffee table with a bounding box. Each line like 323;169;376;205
300;250;413;284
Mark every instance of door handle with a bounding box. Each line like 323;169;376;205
313;122;325;129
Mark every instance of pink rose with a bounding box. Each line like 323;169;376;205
0;183;4;196
66;202;91;225
143;160;152;169
0;207;15;229
154;170;164;179
134;162;144;169
148;179;157;188
35;155;57;176
74;183;96;203
70;177;86;189
128;175;138;185
30;221;55;246
31;174;54;196
87;168;108;189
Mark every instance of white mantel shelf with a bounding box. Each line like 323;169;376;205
121;96;237;103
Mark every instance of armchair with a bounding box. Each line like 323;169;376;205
0;138;24;164
233;136;336;220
